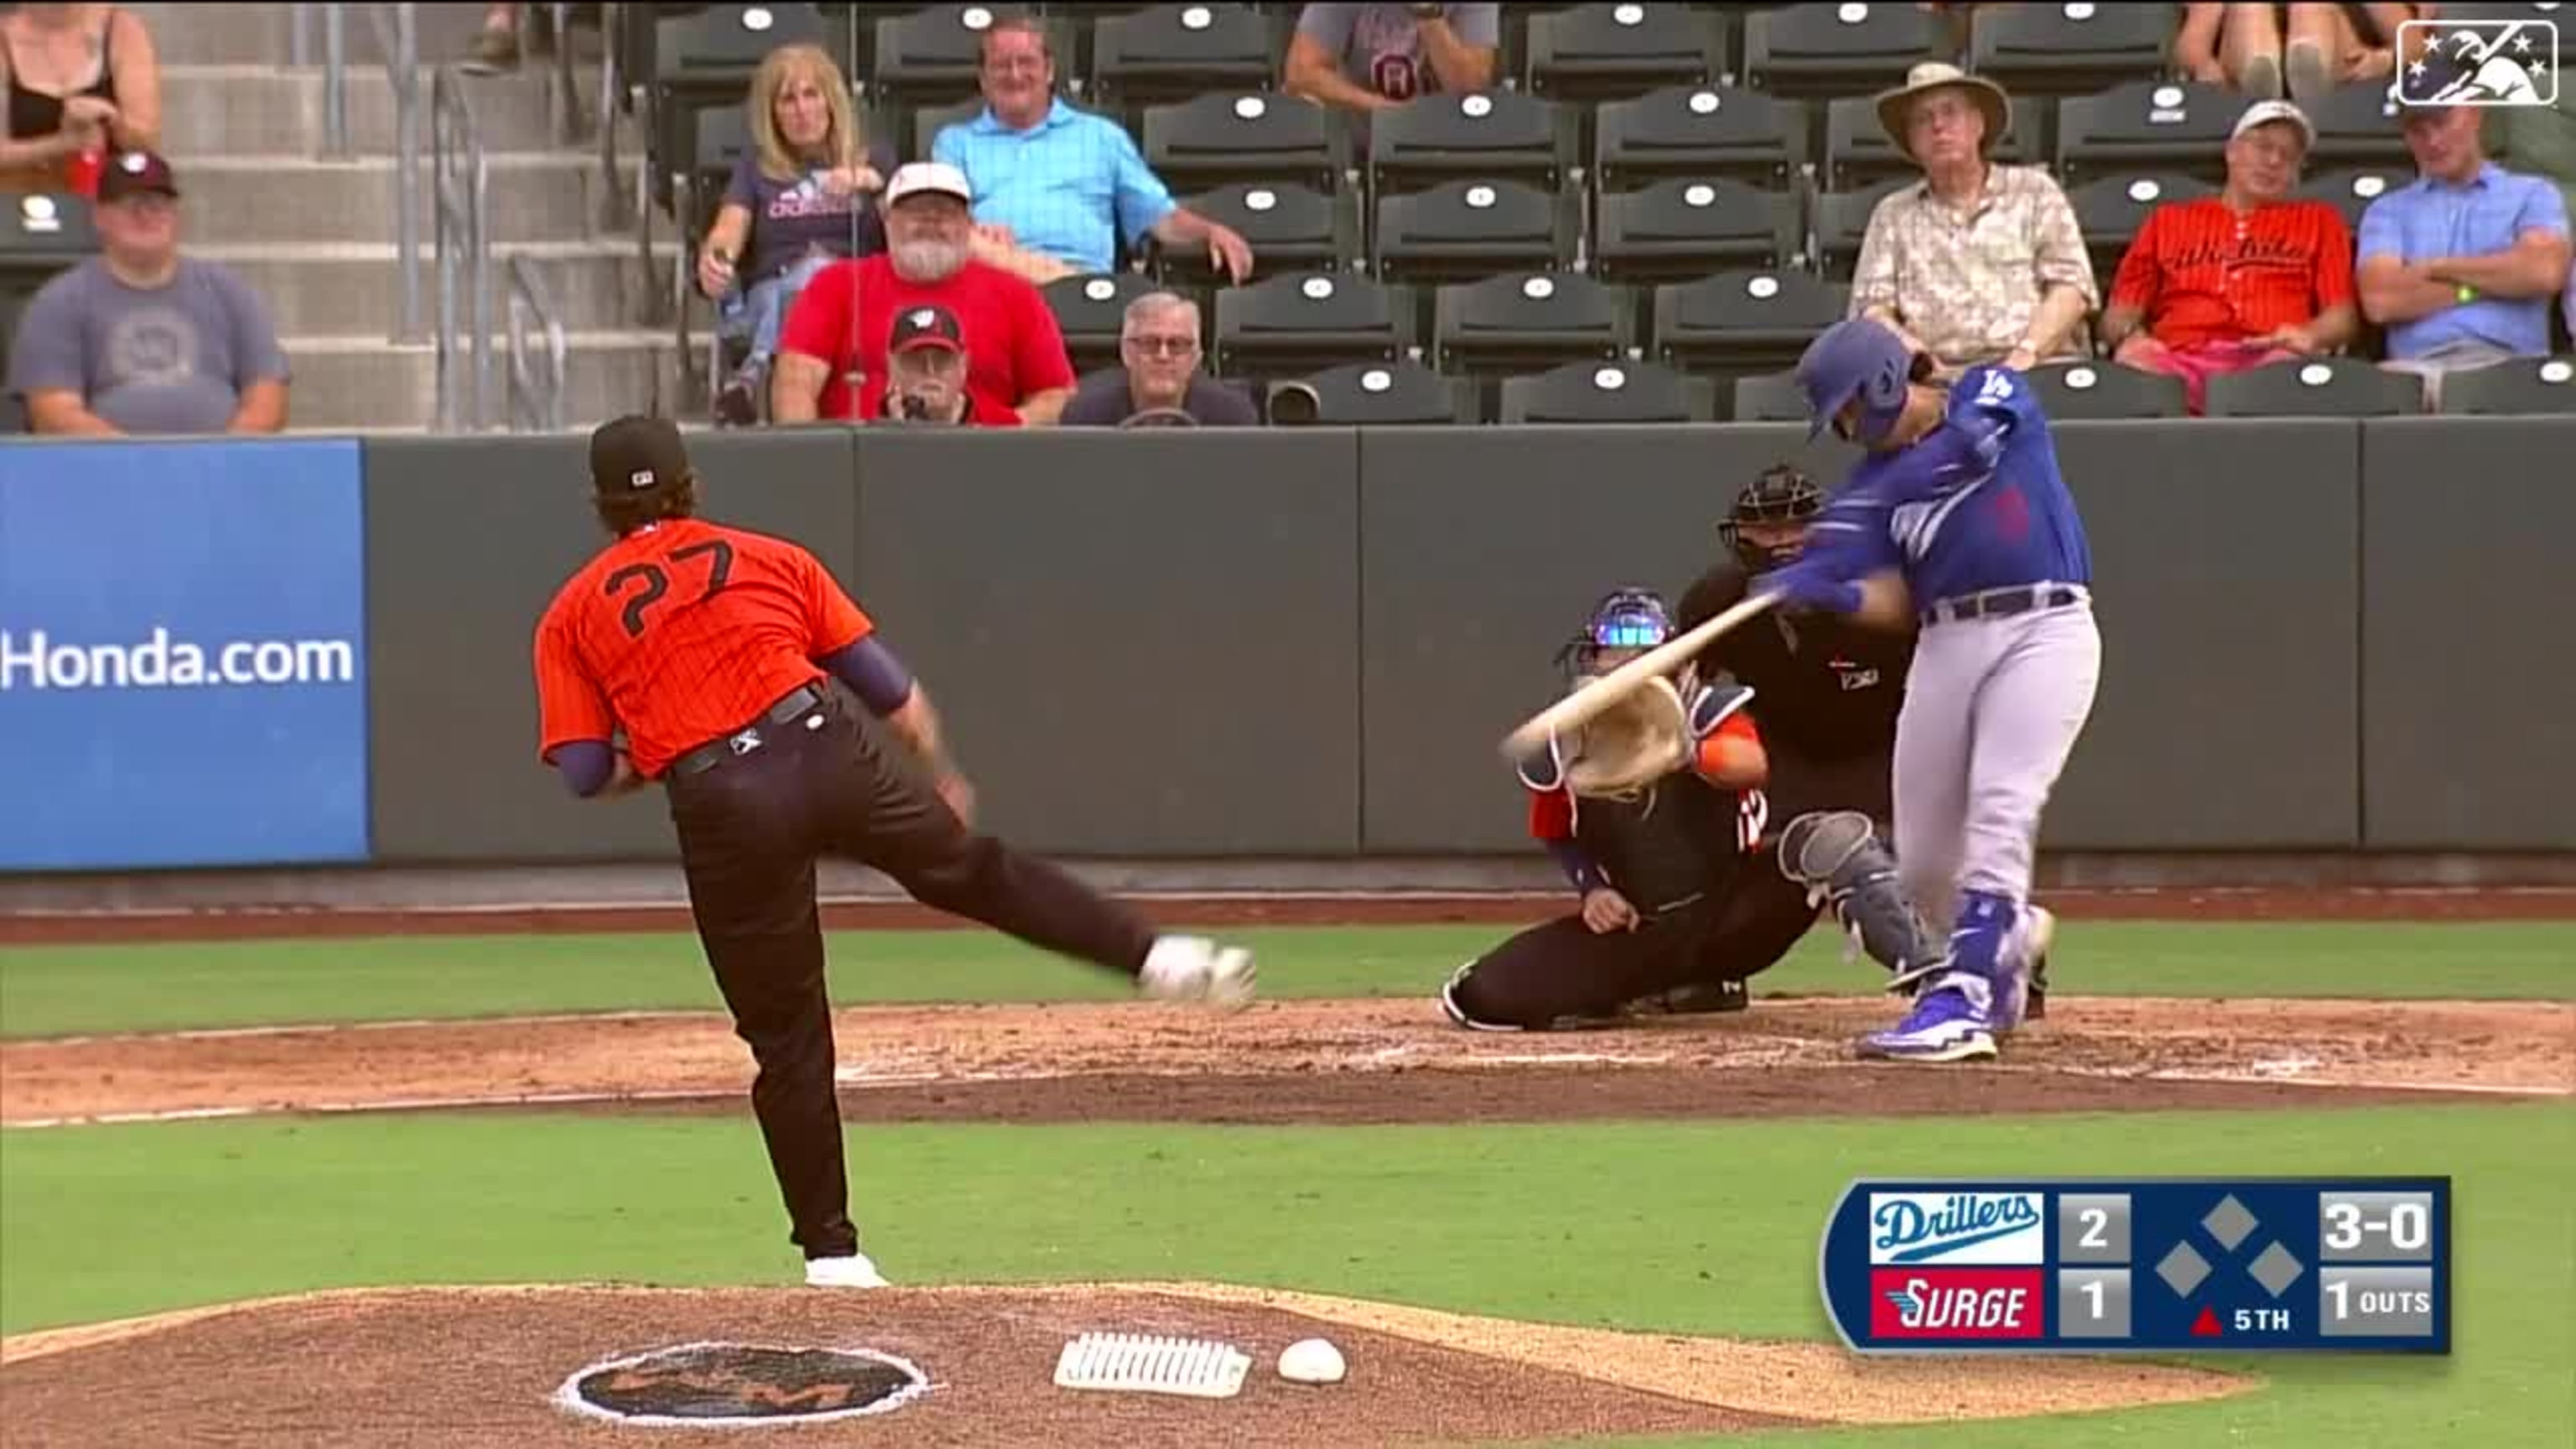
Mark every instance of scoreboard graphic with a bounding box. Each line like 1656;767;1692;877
1818;1177;2451;1354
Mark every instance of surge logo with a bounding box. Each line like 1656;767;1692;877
1867;1192;2045;1265
1869;1270;2045;1339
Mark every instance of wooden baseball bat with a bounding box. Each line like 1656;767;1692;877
1498;591;1783;762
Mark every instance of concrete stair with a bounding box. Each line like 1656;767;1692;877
123;4;673;434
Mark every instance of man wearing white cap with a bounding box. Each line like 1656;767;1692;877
2100;100;2360;414
772;161;1078;426
1848;61;2096;379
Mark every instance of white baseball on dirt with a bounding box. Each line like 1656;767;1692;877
1277;1337;1346;1384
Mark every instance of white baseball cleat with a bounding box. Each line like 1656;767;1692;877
804;1251;891;1289
1140;935;1258;1010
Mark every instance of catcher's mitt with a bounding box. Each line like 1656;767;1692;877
1560;675;1694;797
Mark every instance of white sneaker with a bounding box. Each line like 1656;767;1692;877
1140;935;1258;1010
804;1251;891;1288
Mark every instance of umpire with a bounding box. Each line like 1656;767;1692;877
532;417;1256;1289
1666;464;1959;1005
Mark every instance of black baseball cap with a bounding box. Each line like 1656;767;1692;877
889;304;965;355
96;149;179;203
589;414;692;496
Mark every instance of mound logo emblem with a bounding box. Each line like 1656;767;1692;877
557;1342;931;1426
1867;1192;2045;1265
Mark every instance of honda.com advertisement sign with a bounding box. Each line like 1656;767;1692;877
0;439;370;870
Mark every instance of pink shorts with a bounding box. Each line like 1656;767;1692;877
2126;340;2301;414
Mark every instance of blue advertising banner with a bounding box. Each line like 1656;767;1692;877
0;439;371;870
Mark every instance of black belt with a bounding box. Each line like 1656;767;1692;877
1919;584;2088;627
669;683;828;777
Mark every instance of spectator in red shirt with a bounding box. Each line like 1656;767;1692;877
2099;100;2359;414
770;162;1078;426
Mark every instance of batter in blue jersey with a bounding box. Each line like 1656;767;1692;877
1758;318;2103;1065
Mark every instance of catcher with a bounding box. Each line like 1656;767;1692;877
1440;589;1782;1031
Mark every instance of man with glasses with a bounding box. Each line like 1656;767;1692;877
929;18;1254;285
8;149;290;436
1060;293;1259;427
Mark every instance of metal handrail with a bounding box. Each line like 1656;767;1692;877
318;4;423;343
431;63;492;431
506;253;571;432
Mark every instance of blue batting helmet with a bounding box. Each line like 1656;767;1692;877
1794;318;1916;445
1556;587;1673;678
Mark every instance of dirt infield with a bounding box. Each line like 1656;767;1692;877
0;1283;2260;1446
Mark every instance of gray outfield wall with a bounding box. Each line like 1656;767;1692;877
350;416;2576;865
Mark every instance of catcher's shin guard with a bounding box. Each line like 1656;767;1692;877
1777;810;1945;994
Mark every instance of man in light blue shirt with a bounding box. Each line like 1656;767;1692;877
932;18;1254;283
2357;102;2571;405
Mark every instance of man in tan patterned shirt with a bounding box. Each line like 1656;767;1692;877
1848;63;2097;377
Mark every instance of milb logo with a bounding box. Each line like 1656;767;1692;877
1867;1192;2046;1265
1870;1269;2047;1339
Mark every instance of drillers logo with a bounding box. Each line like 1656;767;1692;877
1867;1192;2045;1265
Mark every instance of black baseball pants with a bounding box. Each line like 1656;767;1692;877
662;685;1159;1261
1446;867;1820;1031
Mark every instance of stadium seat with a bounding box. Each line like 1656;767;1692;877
2067;172;2219;281
1433;271;1635;380
2057;80;2243;187
1499;360;1716;423
688;104;755;225
1740;3;1950;100
2203;357;2425;417
0;191;100;377
1591;178;1802;286
1374;179;1580;287
2300;80;2410;169
1213;270;1418;378
2023;360;2189;419
910;95;986;158
871;4;1065;110
2433;356;2576;417
1288;358;1478;425
1732;368;1813;423
1810;178;1912;280
1367;89;1578;196
1089;4;1276;122
1523;3;1729;104
1043;273;1179;375
1160;180;1358;283
1592;83;1806;190
1143;91;1352;195
1825;92;2043;190
1965;1;2172;97
1651;267;1850;375
2294;167;2407;231
652;4;839;211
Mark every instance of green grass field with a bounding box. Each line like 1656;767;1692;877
3;920;2571;1446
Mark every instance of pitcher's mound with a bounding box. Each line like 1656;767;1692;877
0;1283;2255;1446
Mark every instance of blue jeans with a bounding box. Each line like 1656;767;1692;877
719;252;835;376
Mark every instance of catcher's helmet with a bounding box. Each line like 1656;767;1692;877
1717;464;1823;572
1556;587;1674;678
1794;318;1915;445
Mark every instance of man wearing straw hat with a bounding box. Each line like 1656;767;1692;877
1847;61;2097;380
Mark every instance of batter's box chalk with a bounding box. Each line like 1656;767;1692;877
1052;1332;1251;1399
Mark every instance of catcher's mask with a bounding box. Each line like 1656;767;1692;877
1717;464;1823;573
1555;588;1675;681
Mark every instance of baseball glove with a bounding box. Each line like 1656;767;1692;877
1560;675;1695;797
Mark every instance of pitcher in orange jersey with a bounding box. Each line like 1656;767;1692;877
532;416;1256;1289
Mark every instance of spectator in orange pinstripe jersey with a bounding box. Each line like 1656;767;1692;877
2098;101;2360;414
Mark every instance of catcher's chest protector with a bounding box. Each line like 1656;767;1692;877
1572;776;1747;916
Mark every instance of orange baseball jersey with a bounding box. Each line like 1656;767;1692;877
1528;712;1767;845
534;517;872;778
2110;198;2355;349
